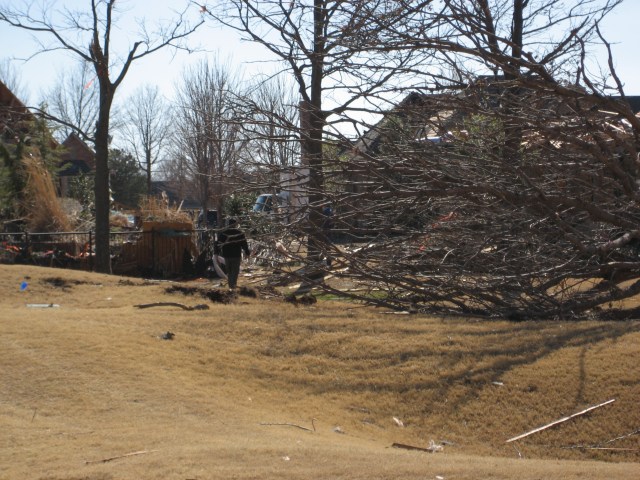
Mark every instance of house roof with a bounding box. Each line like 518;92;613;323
350;92;458;157
59;132;95;173
350;86;640;158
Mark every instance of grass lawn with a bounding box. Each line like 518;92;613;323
1;264;638;479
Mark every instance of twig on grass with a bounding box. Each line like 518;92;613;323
85;449;158;464
506;399;615;443
599;428;640;446
511;444;523;459
561;446;640;452
260;419;316;432
561;428;640;451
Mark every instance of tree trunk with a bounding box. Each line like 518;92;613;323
303;0;327;264
93;86;114;273
146;149;152;195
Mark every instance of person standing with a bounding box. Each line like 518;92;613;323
216;218;250;289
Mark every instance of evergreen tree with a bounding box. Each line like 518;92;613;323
108;149;146;209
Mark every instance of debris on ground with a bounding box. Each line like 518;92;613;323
165;285;235;304
393;416;405;427
391;441;444;453
237;286;258;298
135;302;209;311
284;293;317;306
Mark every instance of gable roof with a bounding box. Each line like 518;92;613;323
59;132;95;174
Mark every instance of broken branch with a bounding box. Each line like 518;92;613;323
506;399;615;443
134;302;209;311
260;421;315;432
85;449;158;464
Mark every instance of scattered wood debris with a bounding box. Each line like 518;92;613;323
506;398;616;443
135;302;209;311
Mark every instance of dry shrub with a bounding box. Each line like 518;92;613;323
21;155;72;232
109;211;130;228
138;194;192;223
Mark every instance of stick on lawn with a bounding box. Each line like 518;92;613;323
506;399;615;443
85;449;158;464
260;421;316;432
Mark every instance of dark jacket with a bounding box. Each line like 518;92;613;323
216;227;250;259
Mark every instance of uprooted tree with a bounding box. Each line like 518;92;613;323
216;0;639;319
335;0;640;320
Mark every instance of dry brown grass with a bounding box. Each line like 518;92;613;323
1;264;638;480
22;155;72;232
137;194;192;223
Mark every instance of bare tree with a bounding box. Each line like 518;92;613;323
171;59;249;224
204;1;432;264
0;1;203;272
246;77;300;170
121;85;171;194
44;59;99;142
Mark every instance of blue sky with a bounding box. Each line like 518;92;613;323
598;0;640;94
1;0;639;108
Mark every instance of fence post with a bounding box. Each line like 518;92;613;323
89;230;93;271
151;228;156;275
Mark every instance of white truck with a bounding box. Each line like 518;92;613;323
252;168;310;224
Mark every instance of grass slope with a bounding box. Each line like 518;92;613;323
0;264;638;479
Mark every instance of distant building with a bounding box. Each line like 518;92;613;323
57;132;96;197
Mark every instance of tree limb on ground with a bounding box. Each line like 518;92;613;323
134;302;209;310
506;399;616;443
85;449;158;464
